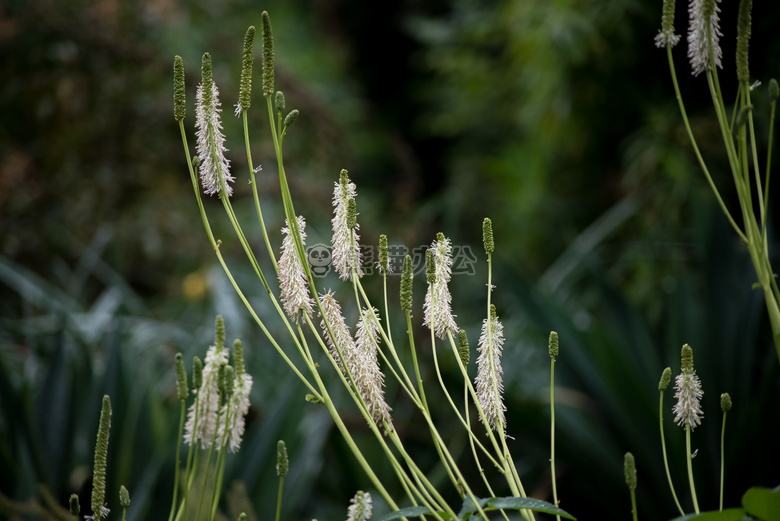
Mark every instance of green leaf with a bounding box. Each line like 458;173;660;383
668;508;747;521
376;506;437;521
458;496;576;520
742;487;780;521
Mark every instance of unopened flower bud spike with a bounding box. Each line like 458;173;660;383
548;331;560;520
236;26;255;117
91;395;112;521
624;452;638;521
275;440;288;521
69;494;80;521
719;392;732;511
674;344;702;514
170;354;189;521
119;486;130;521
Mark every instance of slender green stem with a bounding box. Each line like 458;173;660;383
275;475;285;521
629;488;638;521
208;394;232;521
659;392;684;516
550;358;560;521
195;392;222;521
168;401;186;521
719;410;728;512
685;426;700;514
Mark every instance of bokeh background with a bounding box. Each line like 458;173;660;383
2;0;780;520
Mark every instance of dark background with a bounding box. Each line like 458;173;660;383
2;0;779;520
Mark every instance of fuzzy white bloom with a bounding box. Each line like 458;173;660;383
673;372;704;429
332;174;363;280
687;0;722;76
184;344;228;448
318;291;358;376
475;308;506;432
195;81;234;196
279;216;314;322
423;235;458;339
355;308;392;426
655;29;681;48
346;491;372;521
217;372;253;452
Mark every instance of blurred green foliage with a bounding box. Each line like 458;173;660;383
2;0;780;520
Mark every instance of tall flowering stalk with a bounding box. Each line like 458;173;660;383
332;169;363;280
686;0;722;76
184;340;228;449
673;343;702;514
423;233;458;339
278;216;314;322
195;53;234;196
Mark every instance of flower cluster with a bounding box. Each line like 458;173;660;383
423;234;458;339
332;170;363;280
195;73;234;196
475;305;506;432
279;216;314;322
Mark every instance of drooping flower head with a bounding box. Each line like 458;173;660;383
687;0;723;76
278;216;314;322
475;305;506;432
672;343;704;429
355;308;392;427
195;53;235;196
423;233;458;339
332;170;363;280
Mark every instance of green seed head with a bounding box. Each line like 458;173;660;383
238;26;256;112
346;198;357;229
770;79;779;101
680;344;694;375
400;255;413;311
175;353;189;401
378;235;388;272
720;392;732;412
284;109;299;130
91;395;112;521
659;367;672;391
218;363;227;394
193;356;203;390
425;249;436;284
224;365;235;396
276;440;289;477
215;315;226;349
482;218;494;254
261;11;274;97
458;329;470;365
119;485;130;510
623;452;637;491
173;56;186;121
201;53;213;112
233;339;246;379
275;90;286;115
548;331;559;358
736;0;752;84
69;494;80;516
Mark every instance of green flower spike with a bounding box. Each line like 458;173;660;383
215;315;226;349
275;91;286;115
233;339;246;379
654;0;680;48
720;392;732;412
69;494;80;518
238;26;255;114
482;218;494;255
238;514;247;521
201;53;213;115
261;11;274;97
346;198;357;229
224;365;236;396
193;356;203;390
283;109;299;130
378;234;389;273
119;485;130;509
548;331;559;359
624;452;637;490
175;353;189;401
218;363;227;394
92;395;112;521
276;440;289;477
173;56;186;121
659;367;672;391
400;255;413;311
770;79;779;101
425;248;436;284
736;0;752;85
457;329;470;366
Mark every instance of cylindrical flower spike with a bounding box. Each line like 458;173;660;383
331;170;364;280
184;343;229;448
173;56;186;121
475;305;506;431
655;0;681;48
283;109;299;129
624;452;637;491
218;363;252;452
483;218;494;255
458;329;470;366
236;26;256;116
261;11;274;97
279;216;314;322
233;339;246;379
69;494;80;517
195;54;234;197
377;235;391;273
215;315;226;349
276;440;289;477
175;353;189;401
687;0;723;76
659;367;672;391
423;233;458;339
400;255;413;311
720;392;732;412
673;344;704;429
548;331;559;359
92;395;112;521
119;486;130;510
193;356;203;390
318;291;358;376
355;308;392;427
736;0;752;85
770;79;779;101
275;91;285;115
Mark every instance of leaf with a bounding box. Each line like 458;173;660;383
459;496;576;520
742;487;780;521
376;506;436;521
668;508;747;521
